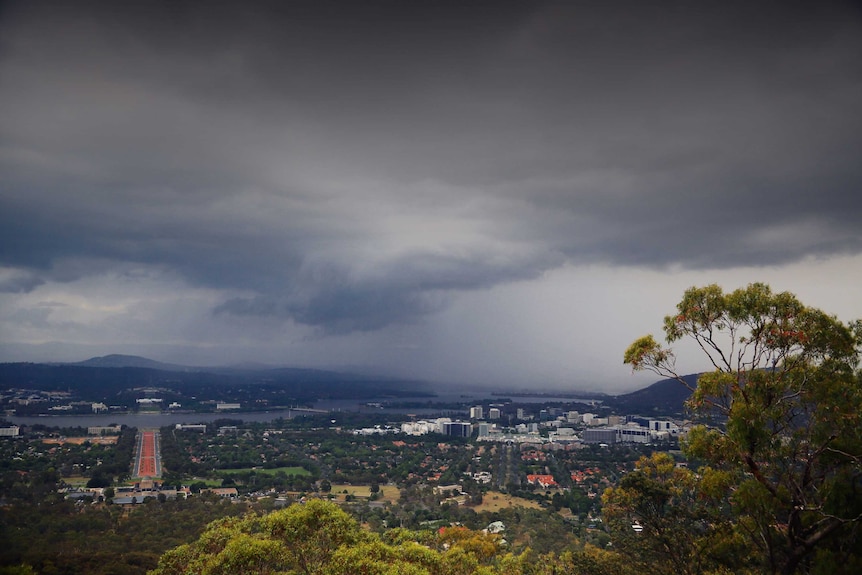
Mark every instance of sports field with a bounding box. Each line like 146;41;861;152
218;466;311;476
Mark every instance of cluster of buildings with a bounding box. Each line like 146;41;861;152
1;388;72;407
466;404;684;447
64;480;242;506
350;405;684;447
399;418;472;437
2;388;129;415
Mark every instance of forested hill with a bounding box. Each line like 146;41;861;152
72;354;196;371
0;358;433;405
604;373;700;416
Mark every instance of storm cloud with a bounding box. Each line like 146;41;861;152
1;1;861;389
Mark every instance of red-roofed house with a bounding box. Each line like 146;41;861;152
526;474;558;488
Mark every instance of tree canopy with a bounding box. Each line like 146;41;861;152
149;499;512;575
623;282;862;574
148;499;633;575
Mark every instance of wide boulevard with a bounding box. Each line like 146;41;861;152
134;429;162;479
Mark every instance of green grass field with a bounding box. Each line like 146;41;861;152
472;491;542;512
64;476;90;487
330;484;400;503
192;478;224;487
217;466;311;477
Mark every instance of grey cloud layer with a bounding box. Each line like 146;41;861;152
1;1;861;332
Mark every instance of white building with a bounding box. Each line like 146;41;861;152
88;425;121;435
469;406;484;419
649;420;680;434
216;403;241;410
582;423;652;444
472;472;493;484
617;424;651;443
0;426;20;437
486;521;506;534
176;424;207;432
401;418;453;436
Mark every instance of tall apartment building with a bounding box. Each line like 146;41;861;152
443;421;472;438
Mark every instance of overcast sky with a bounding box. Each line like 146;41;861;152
1;1;861;392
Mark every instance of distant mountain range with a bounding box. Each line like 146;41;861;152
0;355;436;407
70;354;198;372
0;354;703;416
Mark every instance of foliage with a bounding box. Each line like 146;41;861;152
624;283;862;574
151;500;506;575
0;490;258;575
150;499;640;575
603;452;751;574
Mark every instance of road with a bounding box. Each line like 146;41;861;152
495;442;520;491
134;429;162;478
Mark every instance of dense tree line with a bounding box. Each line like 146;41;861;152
0;492;266;575
150;499;621;575
158;423;483;494
0;426;136;489
87;426;137;486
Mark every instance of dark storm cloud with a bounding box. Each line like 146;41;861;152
1;1;861;332
215;248;564;332
0;270;44;294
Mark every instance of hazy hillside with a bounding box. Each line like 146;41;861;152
0;357;434;406
71;354;198;372
605;373;699;416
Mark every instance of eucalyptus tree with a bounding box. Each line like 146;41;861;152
624;283;862;574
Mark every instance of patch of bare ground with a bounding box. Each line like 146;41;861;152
472;491;542;512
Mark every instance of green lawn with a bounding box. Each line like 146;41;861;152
192;478;224;487
330;484;400;503
64;475;90;487
217;466;311;477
